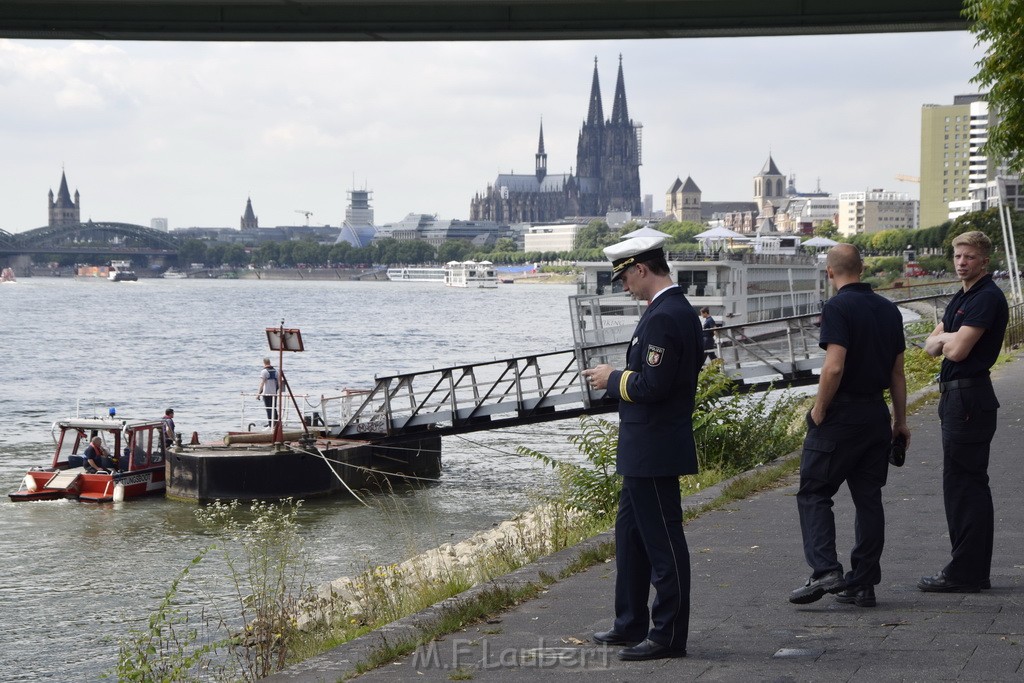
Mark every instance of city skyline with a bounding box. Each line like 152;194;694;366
1;32;985;233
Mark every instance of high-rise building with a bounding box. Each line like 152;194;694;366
837;190;918;237
920;94;995;229
151;218;169;232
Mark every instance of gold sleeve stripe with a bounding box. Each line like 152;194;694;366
620;370;634;402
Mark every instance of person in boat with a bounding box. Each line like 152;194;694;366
258;358;279;428
83;436;114;473
67;432;88;469
161;408;176;447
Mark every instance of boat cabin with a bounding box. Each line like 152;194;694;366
9;417;169;503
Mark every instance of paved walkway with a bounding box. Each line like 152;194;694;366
269;355;1024;682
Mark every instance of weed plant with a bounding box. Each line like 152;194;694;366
114;499;316;682
519;361;805;516
692;361;805;476
195;499;313;680
114;548;230;683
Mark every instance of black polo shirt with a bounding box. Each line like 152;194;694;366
940;273;1009;382
818;282;905;394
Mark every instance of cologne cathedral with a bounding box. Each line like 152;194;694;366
470;57;642;224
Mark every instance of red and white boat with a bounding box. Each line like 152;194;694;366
9;417;168;503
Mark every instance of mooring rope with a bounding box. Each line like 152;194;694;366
287;442;441;491
286;443;370;507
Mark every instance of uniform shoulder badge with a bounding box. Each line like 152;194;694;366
646;344;665;367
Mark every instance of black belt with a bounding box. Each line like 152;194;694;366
832;391;884;403
939;377;992;393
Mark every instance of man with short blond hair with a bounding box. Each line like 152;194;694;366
919;230;1008;593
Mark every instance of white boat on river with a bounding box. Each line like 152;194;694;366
387;261;498;288
577;235;827;325
443;260;498;288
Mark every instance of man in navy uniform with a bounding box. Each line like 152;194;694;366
583;235;703;660
790;244;909;607
919;230;1008;592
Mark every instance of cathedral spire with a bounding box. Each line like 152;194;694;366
610;54;629;125
535;119;547;181
586;56;604;127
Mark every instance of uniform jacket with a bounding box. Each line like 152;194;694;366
605;286;704;477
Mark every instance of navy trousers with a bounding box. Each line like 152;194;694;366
613;476;690;649
939;386;998;584
797;400;891;587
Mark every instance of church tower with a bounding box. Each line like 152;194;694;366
48;170;80;228
754;154;786;215
241;197;258;229
600;55;643;215
575;56;642;216
576;57;605;185
535;120;547;181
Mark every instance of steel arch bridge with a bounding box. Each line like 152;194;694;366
1;221;180;256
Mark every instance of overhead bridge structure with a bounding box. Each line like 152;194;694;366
0;222;180;257
328;285;970;443
0;1;967;42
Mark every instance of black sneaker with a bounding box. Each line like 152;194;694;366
789;570;846;604
835;585;876;607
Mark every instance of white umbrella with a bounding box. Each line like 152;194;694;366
802;236;839;247
620;226;671;240
694;226;745;240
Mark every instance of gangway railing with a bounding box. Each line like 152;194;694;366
324;287;1008;442
326;350;613;441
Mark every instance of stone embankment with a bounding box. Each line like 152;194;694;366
302;503;583;627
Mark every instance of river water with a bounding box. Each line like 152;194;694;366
0;276;586;680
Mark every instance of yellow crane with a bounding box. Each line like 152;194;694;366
895;174;920;183
294;209;313;226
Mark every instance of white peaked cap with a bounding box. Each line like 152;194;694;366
602;235;667;281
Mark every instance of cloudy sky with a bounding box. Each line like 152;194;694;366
0;31;985;233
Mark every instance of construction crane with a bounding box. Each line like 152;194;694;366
294;209;313;226
895;174;920;183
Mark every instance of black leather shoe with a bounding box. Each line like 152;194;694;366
593;630;642;646
789;569;846;604
835;585;876;607
917;571;980;593
618;639;687;661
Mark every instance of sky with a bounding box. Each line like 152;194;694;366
0;31;986;233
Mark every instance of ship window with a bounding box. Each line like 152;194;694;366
677;269;709;296
129;431;150;469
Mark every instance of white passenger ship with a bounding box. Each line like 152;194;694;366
443;260;498;288
577;235;828;325
387;261;498;288
386;266;447;283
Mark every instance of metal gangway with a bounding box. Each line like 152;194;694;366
325;286;969;442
